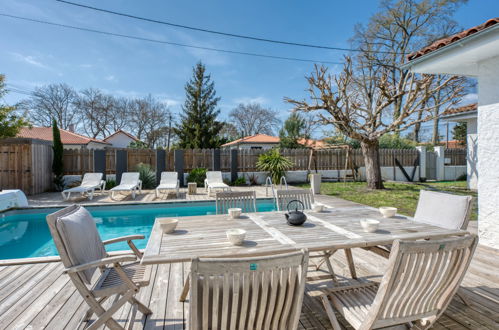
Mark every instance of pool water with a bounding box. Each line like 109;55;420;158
0;200;276;260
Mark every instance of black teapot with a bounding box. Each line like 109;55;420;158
285;200;307;226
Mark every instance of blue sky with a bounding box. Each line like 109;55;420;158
0;0;497;137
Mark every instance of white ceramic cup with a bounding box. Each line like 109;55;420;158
360;219;380;233
378;207;397;218
158;218;178;234
312;203;325;212
226;228;246;245
228;208;242;219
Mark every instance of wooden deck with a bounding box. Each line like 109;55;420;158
0;242;497;329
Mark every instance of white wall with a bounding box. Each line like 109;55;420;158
105;133;135;148
477;55;499;249
225;143;278;150
466;118;478;190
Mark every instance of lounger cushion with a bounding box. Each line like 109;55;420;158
56;206;106;284
414;190;472;230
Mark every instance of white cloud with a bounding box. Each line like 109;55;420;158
11;52;50;69
104;75;117;82
233;96;269;105
459;93;478;105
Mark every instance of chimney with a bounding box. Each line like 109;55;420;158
68;124;75;132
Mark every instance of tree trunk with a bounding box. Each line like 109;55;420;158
361;140;384;189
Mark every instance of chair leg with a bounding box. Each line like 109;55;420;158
324;256;338;283
179;276;190;302
130;296;152;315
87;291;134;330
321;295;342;330
456;290;472;306
345;249;357;279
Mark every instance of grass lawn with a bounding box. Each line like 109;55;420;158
297;181;477;220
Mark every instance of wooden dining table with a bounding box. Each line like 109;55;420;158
141;203;468;265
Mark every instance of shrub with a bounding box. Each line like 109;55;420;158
379;134;416;149
105;179;117;190
456;173;467;181
247;174;258;186
232;177;247;186
187;168;207;187
256;149;293;184
136;163;156;189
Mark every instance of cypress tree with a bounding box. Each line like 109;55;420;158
174;62;224;148
52;118;64;190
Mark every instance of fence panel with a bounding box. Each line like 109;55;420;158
62;149;93;175
127;148;156;171
445;148;467;165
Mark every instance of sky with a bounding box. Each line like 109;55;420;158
0;0;497;139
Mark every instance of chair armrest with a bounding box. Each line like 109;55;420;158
102;235;145;245
177;179;180;188
64;255;137;274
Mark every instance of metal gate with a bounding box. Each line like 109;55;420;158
426;151;437;180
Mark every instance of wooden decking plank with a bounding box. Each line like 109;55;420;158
45;289;84;330
143;263;171;330
164;261;184;329
0;263;46;302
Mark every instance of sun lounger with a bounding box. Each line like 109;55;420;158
110;172;142;200
204;171;230;195
155;172;180;198
61;173;105;201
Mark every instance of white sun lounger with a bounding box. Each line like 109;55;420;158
110;172;142;200
61;173;105;201
155;172;180;198
204;171;230;195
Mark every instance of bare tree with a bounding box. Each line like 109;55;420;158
286;58;464;189
229;103;280;137
75;88;117;139
129;95;172;148
26;83;78;130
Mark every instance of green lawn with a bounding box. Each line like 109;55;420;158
297;181;477;220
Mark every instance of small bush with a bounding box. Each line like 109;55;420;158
247;174;258;186
105;179;117;190
136;163;156;189
256;149;293;184
187;168;207;187
232;177;247;186
456;173;467;181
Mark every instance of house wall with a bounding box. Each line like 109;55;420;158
224;143;279;150
477;55;499;249
105;134;135;148
466;118;478;190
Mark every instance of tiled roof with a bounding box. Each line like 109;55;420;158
407;18;499;61
221;134;280;147
16;127;110;145
104;129;140;142
441;103;477;116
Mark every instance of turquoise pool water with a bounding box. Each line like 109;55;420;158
0;200;276;260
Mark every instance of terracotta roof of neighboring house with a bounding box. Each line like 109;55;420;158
221;134;280;147
16;127;110;145
441;103;477;117
407;18;499;61
222;134;327;149
103;129;140;142
440;140;466;149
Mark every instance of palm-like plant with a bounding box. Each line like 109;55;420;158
256;149;293;184
136;163;156;189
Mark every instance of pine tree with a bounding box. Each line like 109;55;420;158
52;118;64;191
175;62;224;148
279;113;307;149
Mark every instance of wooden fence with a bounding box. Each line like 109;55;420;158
445;148;467;166
0;139;53;195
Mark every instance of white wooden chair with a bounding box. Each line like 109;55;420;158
46;205;152;330
61;173;105;201
320;235;478;330
275;188;314;211
155;172;180;198
110;172;142;200
204;171;230;195
276;189;357;280
189;249;309;330
215;190;257;214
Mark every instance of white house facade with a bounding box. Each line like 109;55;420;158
104;130;140;148
402;18;499;249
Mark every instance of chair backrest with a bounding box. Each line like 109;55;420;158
216;191;257;214
46;205;106;285
160;171;178;185
206;171;223;183
364;235;478;329
275;189;314;211
414;190;473;230
120;172;140;185
81;173;103;186
189;249;309;330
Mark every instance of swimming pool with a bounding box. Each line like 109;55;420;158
0;199;276;260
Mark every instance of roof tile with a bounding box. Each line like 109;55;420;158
16;127;110;145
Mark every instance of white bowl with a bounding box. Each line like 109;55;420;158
379;207;397;218
312;203;325;212
228;208;242;219
158;218;178;233
360;219;380;233
226;228;246;246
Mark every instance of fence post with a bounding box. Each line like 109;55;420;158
94;149;106;180
115;149;127;184
434;146;445;181
416;146;426;181
212;149;221;171
230;149;238;182
156;149;166;185
174;149;184;186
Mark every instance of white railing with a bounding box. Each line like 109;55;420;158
265;176;275;198
279;176;288;190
